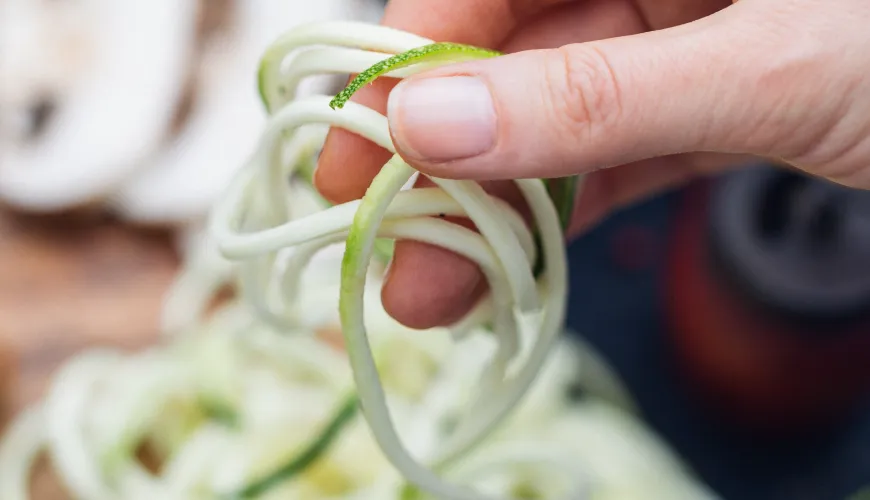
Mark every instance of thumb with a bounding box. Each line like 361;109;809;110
385;1;860;182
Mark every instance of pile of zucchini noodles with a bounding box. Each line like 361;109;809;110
0;20;722;500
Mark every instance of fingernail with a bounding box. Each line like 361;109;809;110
388;76;497;162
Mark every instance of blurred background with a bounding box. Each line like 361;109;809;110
3;1;870;499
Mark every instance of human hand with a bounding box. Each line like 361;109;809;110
314;0;870;329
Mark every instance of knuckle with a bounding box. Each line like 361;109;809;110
542;44;624;141
802;134;870;188
783;80;869;182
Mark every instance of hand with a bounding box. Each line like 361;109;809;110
315;0;870;329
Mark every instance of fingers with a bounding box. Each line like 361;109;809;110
385;0;865;183
379;0;644;329
314;0;562;204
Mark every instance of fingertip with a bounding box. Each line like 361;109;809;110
314;130;392;204
314;78;397;204
381;240;485;330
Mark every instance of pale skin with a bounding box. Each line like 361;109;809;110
314;0;870;330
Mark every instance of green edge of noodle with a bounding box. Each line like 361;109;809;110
199;398;240;429
257;59;270;112
400;483;422;500
226;394;359;499
545;176;579;233
328;43;501;111
257;46;280;113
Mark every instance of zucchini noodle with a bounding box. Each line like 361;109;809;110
0;19;722;500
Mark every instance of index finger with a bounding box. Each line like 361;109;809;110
314;0;569;203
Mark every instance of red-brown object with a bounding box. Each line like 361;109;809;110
0;342;17;430
665;176;870;434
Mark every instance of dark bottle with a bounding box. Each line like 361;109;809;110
665;164;870;433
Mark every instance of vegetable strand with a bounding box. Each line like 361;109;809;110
229;395;360;499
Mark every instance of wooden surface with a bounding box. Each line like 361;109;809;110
0;208;181;495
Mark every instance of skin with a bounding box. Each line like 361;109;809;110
315;0;870;330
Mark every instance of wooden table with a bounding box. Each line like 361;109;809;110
0;208;180;497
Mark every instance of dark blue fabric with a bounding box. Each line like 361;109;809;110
563;187;870;500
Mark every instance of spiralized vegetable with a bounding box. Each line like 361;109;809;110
0;18;722;500
202;19;719;500
0;258;718;500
